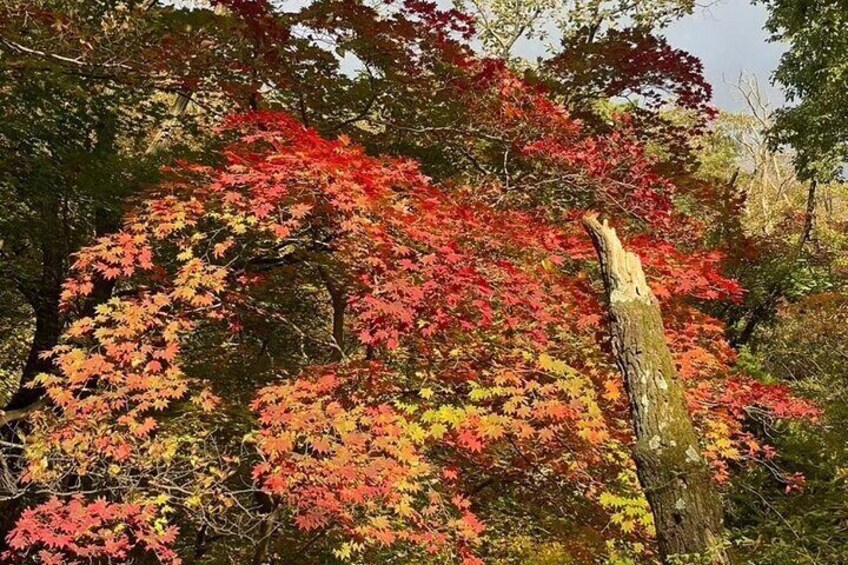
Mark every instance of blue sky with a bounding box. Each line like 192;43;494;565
663;0;786;111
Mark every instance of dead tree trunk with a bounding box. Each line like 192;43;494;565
583;215;730;564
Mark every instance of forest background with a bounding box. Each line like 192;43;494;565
0;1;847;564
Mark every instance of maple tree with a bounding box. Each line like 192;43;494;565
0;1;484;538
0;96;817;562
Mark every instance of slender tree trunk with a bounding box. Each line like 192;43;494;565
5;242;63;411
252;500;281;565
583;215;730;564
5;207;117;413
318;266;346;362
797;180;817;253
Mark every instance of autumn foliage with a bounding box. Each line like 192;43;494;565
3;65;818;561
5;497;179;565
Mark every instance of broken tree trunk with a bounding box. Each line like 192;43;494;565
582;214;730;564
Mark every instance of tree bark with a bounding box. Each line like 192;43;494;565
5;237;63;412
252;500;281;565
317;266;346;362
583;214;730;564
797;180;817;253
